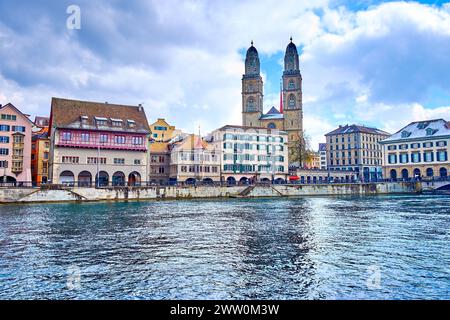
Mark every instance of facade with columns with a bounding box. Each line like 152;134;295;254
241;38;303;164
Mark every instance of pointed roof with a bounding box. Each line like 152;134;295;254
194;135;204;149
50;97;151;134
0;103;34;125
267;106;281;114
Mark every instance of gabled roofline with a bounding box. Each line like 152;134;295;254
0;103;34;126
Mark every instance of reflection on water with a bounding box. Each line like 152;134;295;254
0;195;449;299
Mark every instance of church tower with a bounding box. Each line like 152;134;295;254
282;38;303;160
242;41;263;127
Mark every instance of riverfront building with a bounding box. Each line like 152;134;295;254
48;98;151;186
0;103;33;184
325;124;390;182
149;118;181;142
380;119;450;180
209;125;289;184
241;39;303;163
169;134;220;184
149;141;171;185
318;143;327;170
290;168;357;184
31;123;50;186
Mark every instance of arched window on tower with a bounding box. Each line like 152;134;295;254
288;80;295;90
288;94;296;108
268;123;276;129
247;97;255;112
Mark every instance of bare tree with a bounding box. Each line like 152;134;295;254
289;132;313;168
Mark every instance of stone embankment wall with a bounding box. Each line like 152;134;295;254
0;182;420;204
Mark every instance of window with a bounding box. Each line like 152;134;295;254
114;135;126;144
132;136;143;145
423;151;434;162
288;80;295;89
95;118;107;126
436;141;447;147
87;157;106;164
387;145;397;151
114;158;125;165
111;120;122;127
410;143;420;149
154;126;167;131
388;154;397;164
401;131;411;138
13;135;24;144
399;144;408;150
0;148;9;155
44;152;49;160
62;156;79;164
0;160;8;168
423;142;433;148
12;126;25;133
61;132;72;141
0;136;9;143
134;159;141;165
81;133;90;142
426;128;436;136
0;125;10;131
1;114;16;121
99;134;108;143
288;94;296;108
247;97;255;111
411;152;421;163
400;153;409;164
437;150;448;162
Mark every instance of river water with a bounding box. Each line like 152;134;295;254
0;195;448;300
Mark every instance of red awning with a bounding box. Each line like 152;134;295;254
289;175;300;181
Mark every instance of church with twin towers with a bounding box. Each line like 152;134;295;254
241;38;304;161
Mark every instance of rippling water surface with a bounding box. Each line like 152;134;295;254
0;195;449;299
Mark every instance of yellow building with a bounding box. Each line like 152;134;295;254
149;118;180;142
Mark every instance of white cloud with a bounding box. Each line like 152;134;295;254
1;0;450;148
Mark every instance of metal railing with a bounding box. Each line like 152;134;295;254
1;176;450;189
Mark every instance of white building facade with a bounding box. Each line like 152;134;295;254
380;119;449;180
209;125;289;184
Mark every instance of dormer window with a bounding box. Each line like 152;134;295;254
80;115;88;124
111;118;123;127
417;122;429;129
127;119;135;128
426;128;436;136
401;131;411;138
95;117;108;126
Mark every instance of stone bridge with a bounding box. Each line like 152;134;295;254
421;180;450;191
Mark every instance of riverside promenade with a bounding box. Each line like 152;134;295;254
0;182;421;204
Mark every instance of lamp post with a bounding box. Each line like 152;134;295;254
96;144;100;188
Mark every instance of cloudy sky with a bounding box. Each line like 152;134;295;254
1;0;450;148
